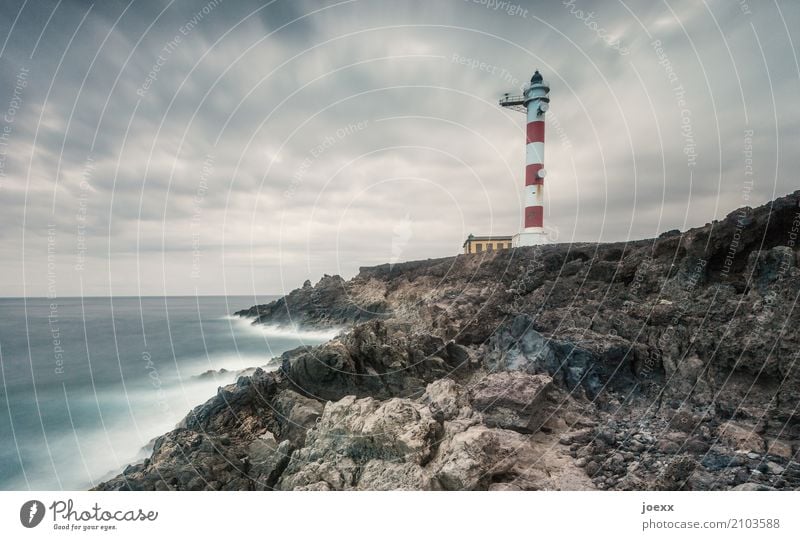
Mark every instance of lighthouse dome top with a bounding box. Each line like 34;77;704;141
523;69;550;100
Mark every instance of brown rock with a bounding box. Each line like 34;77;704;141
469;372;553;433
717;421;765;454
765;439;793;460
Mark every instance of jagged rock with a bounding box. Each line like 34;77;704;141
194;368;230;379
484;317;604;396
669;409;702;432
731;482;776;491
278;394;441;490
700;450;746;472
559;428;594;445
357;461;436;490
283;320;467;401
421;378;472;422
180;368;277;434
247;433;293;489
96;430;251;491
469;372;552;433
746;246;795;291
433;426;526;490
273;389;323;446
235;274;386;328
717;421;765;454
765;439;793;460
650;456;697;490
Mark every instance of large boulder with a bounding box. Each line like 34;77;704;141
717;421;765;454
273;389;323;446
432;425;527;490
421;378;472;422
278;394;441;490
469;372;553;433
282;320;467;401
180;368;278;434
246;432;293;489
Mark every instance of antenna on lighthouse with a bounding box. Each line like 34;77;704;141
500;69;551;246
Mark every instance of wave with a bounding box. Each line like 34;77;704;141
224;314;343;342
181;352;275;375
3;378;224;490
256;323;342;341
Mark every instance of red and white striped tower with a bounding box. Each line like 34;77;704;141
500;70;551;246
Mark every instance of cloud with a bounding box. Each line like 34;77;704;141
0;0;797;296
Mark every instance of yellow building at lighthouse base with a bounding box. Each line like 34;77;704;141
462;234;513;254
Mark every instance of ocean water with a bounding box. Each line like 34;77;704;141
0;296;336;490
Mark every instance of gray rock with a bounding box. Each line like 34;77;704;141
273;389;323;446
469;372;553;433
731;482;776;491
279;394;441;490
247;434;293;489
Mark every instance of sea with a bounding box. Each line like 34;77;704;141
0;296;336;491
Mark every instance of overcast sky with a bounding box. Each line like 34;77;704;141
0;0;798;297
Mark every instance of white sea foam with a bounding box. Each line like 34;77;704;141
256;323;342;341
225;314;343;342
182;352;276;375
4;355;276;491
60;340;324;489
6;377;226;490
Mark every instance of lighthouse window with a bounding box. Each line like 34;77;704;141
487;243;494;251
475;244;482;253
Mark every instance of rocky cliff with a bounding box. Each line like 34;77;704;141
98;191;800;491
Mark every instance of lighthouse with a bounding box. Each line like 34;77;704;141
500;70;551;246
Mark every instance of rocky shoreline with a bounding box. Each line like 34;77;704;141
97;191;800;490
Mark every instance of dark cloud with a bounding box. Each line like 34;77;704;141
0;0;797;296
